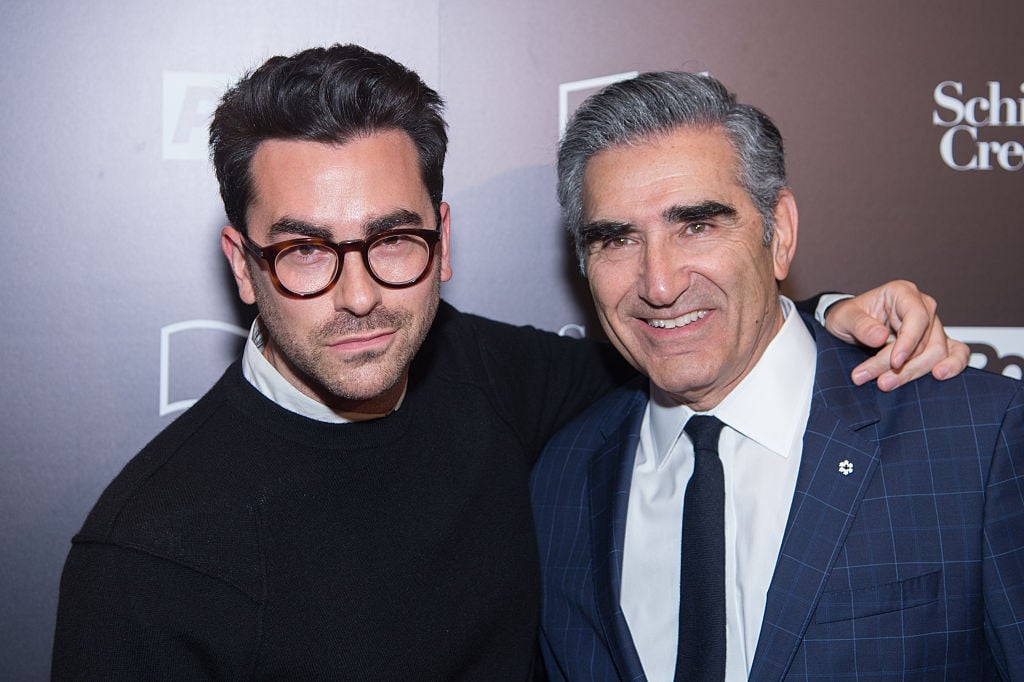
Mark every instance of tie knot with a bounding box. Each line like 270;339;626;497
684;415;725;454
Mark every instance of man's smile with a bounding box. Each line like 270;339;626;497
645;309;708;329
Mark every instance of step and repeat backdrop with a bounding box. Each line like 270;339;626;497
1;1;1020;677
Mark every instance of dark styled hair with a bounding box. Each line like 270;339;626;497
557;71;787;273
210;44;447;234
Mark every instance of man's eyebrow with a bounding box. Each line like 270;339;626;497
267;218;332;240
663;201;737;224
364;209;424;237
265;209;426;242
580;220;634;243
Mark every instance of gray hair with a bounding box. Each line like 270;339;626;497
557;71;787;274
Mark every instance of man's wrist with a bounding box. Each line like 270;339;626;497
815;293;853;326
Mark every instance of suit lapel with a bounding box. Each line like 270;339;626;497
750;320;883;680
589;386;649;681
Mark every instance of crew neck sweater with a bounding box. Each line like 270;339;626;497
52;302;632;680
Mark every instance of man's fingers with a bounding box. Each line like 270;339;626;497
885;299;934;371
856;316;969;391
851;346;893;386
932;336;970;381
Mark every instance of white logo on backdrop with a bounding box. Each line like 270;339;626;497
162;71;231;160
159;320;248;415
933;80;1024;171
949;327;1024;380
557;323;587;339
558;71;639;136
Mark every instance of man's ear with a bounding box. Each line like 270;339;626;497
438;201;453;283
221;226;257;305
770;189;798;281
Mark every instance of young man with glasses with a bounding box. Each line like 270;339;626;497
52;45;968;679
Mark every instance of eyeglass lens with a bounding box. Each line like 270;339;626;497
275;233;433;294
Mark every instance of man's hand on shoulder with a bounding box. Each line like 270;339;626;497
823;280;969;391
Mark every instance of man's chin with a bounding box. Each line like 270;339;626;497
341;347;389;365
317;362;407;404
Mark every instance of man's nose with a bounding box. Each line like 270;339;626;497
639;239;691;307
332;252;383;316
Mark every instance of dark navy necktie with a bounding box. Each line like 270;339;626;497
675;415;726;681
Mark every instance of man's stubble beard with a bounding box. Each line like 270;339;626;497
251;273;441;403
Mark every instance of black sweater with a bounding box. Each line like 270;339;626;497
52;302;633;680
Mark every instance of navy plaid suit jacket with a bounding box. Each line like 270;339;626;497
530;314;1024;680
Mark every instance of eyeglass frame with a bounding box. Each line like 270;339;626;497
241;227;443;299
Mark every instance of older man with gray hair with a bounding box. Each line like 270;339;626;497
532;71;1024;681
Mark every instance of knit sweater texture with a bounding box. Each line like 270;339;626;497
52;302;632;680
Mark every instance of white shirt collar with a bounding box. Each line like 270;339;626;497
647;296;817;463
241;318;404;423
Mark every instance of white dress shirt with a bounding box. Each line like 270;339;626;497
620;296;818;681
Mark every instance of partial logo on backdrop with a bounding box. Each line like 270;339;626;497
949;327;1024;380
558;71;639;136
933;80;1024;171
558;70;716;136
159;320;248;415
558;323;587;339
162;71;231;160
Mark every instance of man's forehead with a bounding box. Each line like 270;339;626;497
249;132;420;179
246;133;431;235
581;126;743;219
584;125;738;177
